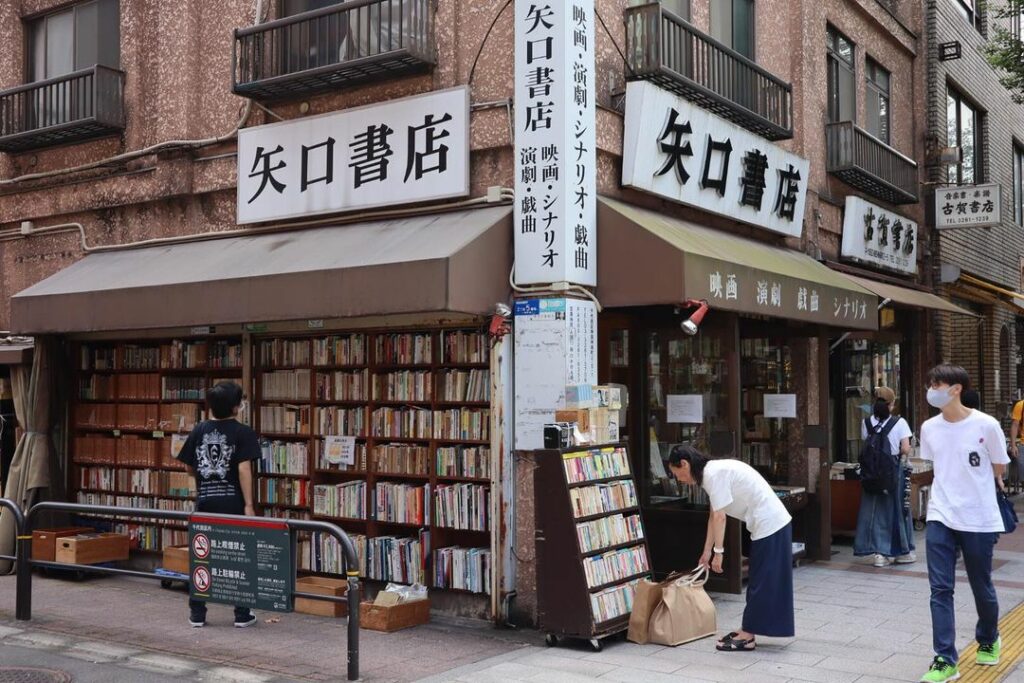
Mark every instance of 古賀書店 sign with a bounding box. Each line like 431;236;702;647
934;183;1001;229
622;81;810;239
237;87;470;224
841;196;918;275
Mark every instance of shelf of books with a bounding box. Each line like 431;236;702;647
255;328;493;599
71;338;244;552
534;444;651;645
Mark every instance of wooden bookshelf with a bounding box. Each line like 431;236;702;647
534;444;652;652
254;327;493;597
71;337;243;552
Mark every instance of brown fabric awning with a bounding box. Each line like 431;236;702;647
11;207;511;334
843;275;980;317
598;198;878;330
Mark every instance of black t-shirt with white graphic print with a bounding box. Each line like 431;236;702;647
176;419;260;513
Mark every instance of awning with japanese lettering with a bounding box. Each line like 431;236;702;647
10;206;511;334
842;275;979;317
597;198;878;330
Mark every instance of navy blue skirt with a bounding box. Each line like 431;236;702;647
742;523;795;637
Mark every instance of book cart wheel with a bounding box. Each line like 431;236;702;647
544;633;558;647
589;638;603;652
160;579;173;589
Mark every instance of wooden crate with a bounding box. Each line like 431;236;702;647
360;599;430;632
162;545;190;575
55;533;129;565
295;576;348;618
32;527;92;562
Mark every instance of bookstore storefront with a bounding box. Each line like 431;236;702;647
9;206;513;619
595;199;879;592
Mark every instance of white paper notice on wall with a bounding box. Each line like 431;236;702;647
763;394;797;419
667;394;704;424
324;435;356;465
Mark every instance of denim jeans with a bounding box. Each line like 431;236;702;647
189;598;252;624
926;521;999;664
854;465;914;558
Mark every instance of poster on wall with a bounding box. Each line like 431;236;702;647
237;88;470;224
667;395;704;424
513;0;597;286
622;81;810;238
513;297;597;449
763;394;797;419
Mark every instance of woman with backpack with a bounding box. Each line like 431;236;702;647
854;386;915;567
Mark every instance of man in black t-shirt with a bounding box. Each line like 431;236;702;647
176;381;259;628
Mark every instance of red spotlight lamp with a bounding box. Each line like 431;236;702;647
680;299;709;336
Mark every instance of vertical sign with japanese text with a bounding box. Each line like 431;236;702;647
514;1;596;286
623;82;809;238
238;88;470;224
189;515;293;612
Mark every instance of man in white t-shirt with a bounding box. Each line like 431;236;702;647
918;365;1009;683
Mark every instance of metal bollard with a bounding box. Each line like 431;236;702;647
347;570;360;681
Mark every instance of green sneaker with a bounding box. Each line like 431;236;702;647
977;638;1001;666
920;656;960;682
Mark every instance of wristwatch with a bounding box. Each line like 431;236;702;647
712;547;725;555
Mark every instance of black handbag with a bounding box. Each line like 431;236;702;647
997;483;1018;534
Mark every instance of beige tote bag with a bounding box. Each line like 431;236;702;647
647;566;717;646
626;571;683;644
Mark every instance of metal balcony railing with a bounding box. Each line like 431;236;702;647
233;0;435;100
826;121;919;205
624;3;793;140
0;65;125;153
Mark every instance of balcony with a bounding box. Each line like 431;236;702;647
825;122;919;205
624;3;792;140
0;65;125;153
233;0;435;101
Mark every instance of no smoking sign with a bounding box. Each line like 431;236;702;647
192;533;210;559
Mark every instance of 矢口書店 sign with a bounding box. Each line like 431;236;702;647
237;87;470;224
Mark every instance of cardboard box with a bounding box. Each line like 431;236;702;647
55;533;130;565
162;545;190;575
295;576;349;618
554;409;592;435
32;527;93;562
360;598;430;632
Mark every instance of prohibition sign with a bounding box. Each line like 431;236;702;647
192;533;210;559
192;566;211;592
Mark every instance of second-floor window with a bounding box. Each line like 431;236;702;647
947;87;980;185
1014;143;1024;226
951;0;983;33
27;0;119;82
865;58;891;144
711;0;755;60
630;0;690;19
827;26;855;123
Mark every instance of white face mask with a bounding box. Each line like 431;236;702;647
926;387;955;409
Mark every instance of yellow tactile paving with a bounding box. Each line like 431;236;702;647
958;599;1024;682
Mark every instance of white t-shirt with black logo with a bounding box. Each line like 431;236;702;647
920;409;1009;533
701;459;792;541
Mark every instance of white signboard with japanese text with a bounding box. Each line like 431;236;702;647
763;394;797;419
622;81;809;238
667;394;703;424
935;183;1002;229
841;196;918;275
237;87;470;224
513;0;596;286
513;298;597;449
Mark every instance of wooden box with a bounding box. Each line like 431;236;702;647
55;533;130;565
162;545;190;575
32;527;93;562
359;599;430;632
295;576;348;618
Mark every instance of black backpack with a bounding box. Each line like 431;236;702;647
860;417;899;495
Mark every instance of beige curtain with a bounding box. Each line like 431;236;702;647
0;339;53;573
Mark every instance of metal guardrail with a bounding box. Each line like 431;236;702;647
3;499;360;681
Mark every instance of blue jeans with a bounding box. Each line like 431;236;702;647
926;521;999;664
854;465;914;558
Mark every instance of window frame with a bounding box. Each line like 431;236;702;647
946;86;982;186
951;0;983;33
711;0;755;60
865;56;891;145
826;24;856;124
1014;142;1024;226
24;0;119;83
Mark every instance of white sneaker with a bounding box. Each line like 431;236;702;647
873;554;893;567
895;552;917;564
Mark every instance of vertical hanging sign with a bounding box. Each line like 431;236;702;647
514;1;596;286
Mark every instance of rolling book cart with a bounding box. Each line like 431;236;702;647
534;444;651;651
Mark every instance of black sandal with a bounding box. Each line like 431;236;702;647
717;631;739;644
716;636;756;652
